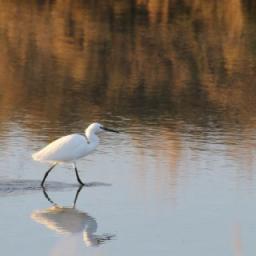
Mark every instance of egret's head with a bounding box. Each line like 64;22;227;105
86;123;119;134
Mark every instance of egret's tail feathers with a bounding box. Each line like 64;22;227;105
32;152;40;161
32;151;45;161
32;150;58;163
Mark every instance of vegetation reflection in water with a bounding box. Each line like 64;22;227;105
0;0;255;171
0;1;256;129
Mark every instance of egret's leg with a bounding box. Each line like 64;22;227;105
73;163;85;186
41;163;57;187
73;185;83;208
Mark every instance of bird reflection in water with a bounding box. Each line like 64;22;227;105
31;186;115;247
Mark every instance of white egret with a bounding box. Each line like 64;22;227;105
32;122;119;187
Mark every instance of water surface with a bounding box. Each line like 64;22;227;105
1;1;256;255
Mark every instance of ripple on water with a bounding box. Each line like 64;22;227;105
0;180;111;197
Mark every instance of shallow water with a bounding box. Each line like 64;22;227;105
1;1;256;255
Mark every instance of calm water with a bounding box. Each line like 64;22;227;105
1;1;256;255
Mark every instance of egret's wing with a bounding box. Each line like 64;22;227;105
32;134;88;162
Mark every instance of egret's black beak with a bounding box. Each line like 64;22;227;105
101;126;119;133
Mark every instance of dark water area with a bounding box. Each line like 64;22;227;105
1;0;256;130
1;1;256;255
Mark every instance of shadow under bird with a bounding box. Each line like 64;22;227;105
32;122;119;187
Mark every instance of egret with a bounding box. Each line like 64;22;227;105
32;122;119;187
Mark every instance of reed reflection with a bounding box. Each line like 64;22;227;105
0;0;255;133
31;186;114;247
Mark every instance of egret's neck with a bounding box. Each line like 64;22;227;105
85;130;99;144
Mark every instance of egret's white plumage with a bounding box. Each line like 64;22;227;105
32;122;119;186
32;134;95;163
